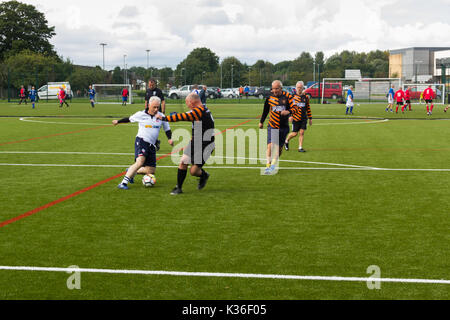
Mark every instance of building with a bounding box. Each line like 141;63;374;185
389;47;450;82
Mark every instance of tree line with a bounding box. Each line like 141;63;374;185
0;0;389;94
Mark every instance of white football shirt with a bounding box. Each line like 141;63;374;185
129;111;171;145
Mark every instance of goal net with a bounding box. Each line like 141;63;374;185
401;83;445;104
319;78;402;104
92;84;133;104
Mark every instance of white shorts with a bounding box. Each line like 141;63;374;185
346;98;353;107
388;96;394;104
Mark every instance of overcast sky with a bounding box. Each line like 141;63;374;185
10;0;450;69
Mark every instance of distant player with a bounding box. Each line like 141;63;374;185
284;81;312;153
394;88;405;113
346;85;354;115
121;87;129;106
156;93;215;195
18;85;27;105
444;105;449;113
113;96;173;190
29;86;37;109
423;85;434;116
88;85;96;108
386;85;394;112
419;91;424;104
58;86;69;107
404;86;412;111
191;84;200;95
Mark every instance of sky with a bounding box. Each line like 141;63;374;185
9;0;450;69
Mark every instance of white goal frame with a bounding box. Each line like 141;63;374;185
320;78;402;104
92;84;133;104
401;83;446;105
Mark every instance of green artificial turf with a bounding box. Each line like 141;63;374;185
0;100;449;299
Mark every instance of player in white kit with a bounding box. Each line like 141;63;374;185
113;96;174;189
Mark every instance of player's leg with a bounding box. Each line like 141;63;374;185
430;100;434;114
285;131;298;151
118;156;146;189
298;129;306;152
285;121;299;151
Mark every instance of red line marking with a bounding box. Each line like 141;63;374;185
0;120;254;228
0;125;111;147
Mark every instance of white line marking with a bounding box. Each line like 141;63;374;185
18;117;389;126
0;152;376;169
1;163;450;171
0;266;448;285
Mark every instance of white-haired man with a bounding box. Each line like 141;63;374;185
113;96;173;190
284;81;312;153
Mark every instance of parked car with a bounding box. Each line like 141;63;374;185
221;88;238;98
304;82;343;99
283;86;296;95
254;87;272;99
207;87;222;99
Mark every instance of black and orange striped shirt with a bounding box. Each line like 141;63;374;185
291;94;312;122
162;105;215;142
260;90;294;129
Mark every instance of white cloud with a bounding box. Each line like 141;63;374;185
8;0;450;68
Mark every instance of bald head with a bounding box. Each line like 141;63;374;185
186;92;202;109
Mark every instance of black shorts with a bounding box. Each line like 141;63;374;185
425;99;433;104
134;137;157;167
183;141;215;167
292;120;307;133
267;126;289;146
396;101;403;106
405;100;410;104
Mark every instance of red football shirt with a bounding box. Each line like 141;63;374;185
423;88;433;100
122;89;129;97
404;89;411;100
395;90;404;102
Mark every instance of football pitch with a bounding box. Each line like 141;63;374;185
0;100;449;300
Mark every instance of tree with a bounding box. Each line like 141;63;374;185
175;47;219;85
68;66;109;92
0;1;57;61
2;50;67;89
112;66;124;84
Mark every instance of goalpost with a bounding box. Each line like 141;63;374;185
401;83;446;105
92;84;133;104
320;78;402;104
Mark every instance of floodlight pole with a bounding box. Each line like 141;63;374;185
220;62;223;88
124;54;127;85
100;43;107;70
146;49;151;69
231;64;234;88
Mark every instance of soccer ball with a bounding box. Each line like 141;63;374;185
142;174;156;187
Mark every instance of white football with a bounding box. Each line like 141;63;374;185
142;174;156;187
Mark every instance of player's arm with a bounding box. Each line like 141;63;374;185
259;99;270;128
161;100;166;114
160;107;204;122
162;121;174;146
112;117;130;126
306;97;312;125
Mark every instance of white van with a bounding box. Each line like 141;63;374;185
38;82;73;99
